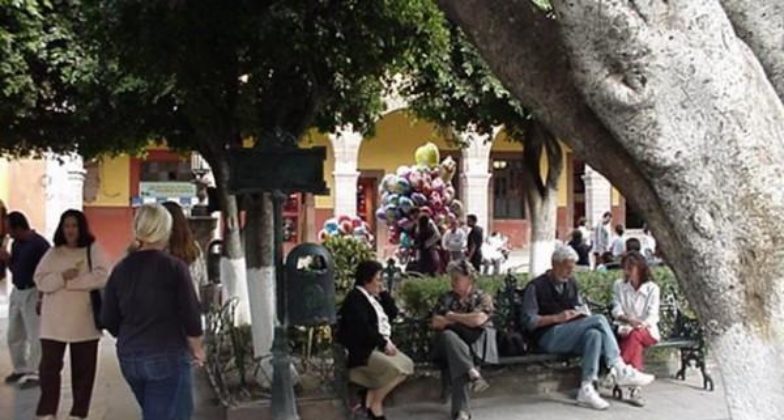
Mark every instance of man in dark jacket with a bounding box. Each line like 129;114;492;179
0;212;50;388
521;246;654;410
465;215;483;272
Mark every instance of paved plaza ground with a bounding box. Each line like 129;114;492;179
0;252;733;420
387;376;730;420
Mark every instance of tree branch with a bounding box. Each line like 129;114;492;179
720;0;784;100
438;0;671;238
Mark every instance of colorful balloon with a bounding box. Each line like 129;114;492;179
397;217;415;232
449;200;465;218
439;156;457;182
396;165;411;178
385;206;398;223
414;142;441;168
398;196;414;214
411;192;428;207
392;178;411;195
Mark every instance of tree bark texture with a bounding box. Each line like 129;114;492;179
440;1;784;418
243;194;277;358
720;0;784;100
208;152;251;325
522;121;563;277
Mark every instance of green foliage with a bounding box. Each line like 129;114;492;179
399;274;527;318
92;0;449;159
322;236;376;301
398;268;680;319
0;1;168;158
403;21;529;140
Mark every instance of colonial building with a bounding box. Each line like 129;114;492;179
0;110;632;263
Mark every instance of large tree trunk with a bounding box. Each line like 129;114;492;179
211;154;251;325
243;193;277;361
524;184;557;277
720;0;784;99
440;1;784;418
521;121;563;277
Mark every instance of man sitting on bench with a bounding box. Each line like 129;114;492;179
521;246;654;410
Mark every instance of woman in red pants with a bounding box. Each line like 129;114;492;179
611;251;660;407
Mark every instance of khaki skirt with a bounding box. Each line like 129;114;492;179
349;350;415;389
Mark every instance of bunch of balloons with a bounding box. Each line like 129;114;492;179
375;142;465;258
319;214;374;244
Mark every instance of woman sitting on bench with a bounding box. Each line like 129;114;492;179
337;260;414;420
612;251;661;407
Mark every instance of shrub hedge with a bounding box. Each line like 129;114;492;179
398;267;683;319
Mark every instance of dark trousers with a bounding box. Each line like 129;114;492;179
37;339;99;418
119;351;194;420
433;330;474;418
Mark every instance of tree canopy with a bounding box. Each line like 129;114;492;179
403;23;528;139
91;0;448;157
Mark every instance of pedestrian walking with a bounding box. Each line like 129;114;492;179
34;209;110;420
592;212;613;269
163;202;208;301
101;204;204;420
1;211;50;389
466;215;484;272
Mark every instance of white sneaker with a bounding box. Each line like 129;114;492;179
577;383;610;410
612;365;654;387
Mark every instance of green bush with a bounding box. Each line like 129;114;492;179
399;274;526;317
398;267;680;319
322;235;376;302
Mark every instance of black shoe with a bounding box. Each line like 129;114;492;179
4;373;24;384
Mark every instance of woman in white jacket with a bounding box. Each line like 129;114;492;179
34;210;110;420
611;251;660;407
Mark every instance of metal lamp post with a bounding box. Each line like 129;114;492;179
227;145;328;420
270;190;299;420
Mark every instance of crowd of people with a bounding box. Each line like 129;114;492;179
568;212;658;271
1;202;208;420
2;202;663;420
411;213;509;277
339;245;662;419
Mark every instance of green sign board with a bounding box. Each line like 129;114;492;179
228;147;329;194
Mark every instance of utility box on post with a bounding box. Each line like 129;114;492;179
285;243;336;326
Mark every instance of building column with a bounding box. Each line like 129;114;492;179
583;165;613;227
459;127;499;231
44;153;85;240
329;126;363;217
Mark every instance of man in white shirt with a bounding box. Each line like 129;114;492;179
442;220;467;263
592;212;613;266
610;224;626;258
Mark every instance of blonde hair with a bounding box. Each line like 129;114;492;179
134;204;173;246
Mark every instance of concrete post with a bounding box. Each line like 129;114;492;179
458;127;499;230
329;127;363;217
583;165;613;227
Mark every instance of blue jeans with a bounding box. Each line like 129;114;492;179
119;351;194;420
539;315;621;382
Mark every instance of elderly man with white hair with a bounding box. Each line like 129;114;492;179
521;246;655;410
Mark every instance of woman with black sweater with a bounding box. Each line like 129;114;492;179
337;260;413;420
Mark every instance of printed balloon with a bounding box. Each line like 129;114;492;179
414;142;441;168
